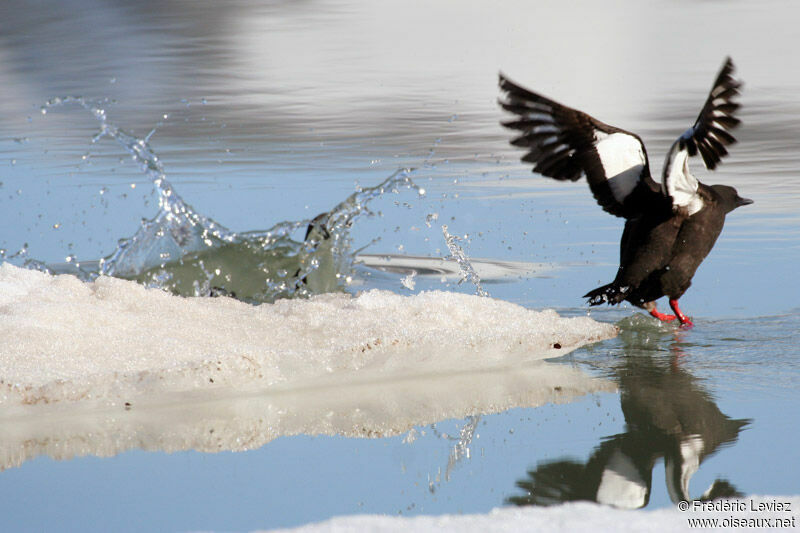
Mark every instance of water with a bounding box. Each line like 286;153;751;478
441;224;489;297
1;0;799;531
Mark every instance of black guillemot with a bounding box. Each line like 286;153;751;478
499;57;752;327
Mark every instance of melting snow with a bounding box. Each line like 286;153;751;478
267;496;800;533
0;263;616;409
0;263;617;468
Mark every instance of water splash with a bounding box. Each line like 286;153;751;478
445;414;481;481
400;271;417;291
40;96;420;302
424;212;439;228
425;415;482;487
441;225;489;297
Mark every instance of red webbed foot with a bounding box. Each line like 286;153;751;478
669;299;694;328
649;307;677;322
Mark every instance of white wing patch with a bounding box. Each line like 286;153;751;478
665;434;705;504
595;132;646;202
663;138;705;216
596;448;648;509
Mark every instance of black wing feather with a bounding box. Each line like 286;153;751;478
499;73;660;219
682;57;742;170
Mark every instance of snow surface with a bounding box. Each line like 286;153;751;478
0;263;616;469
0;261;615;410
270;497;800;533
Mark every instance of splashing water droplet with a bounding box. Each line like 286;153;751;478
401;271;417;291
38;98;423;303
441;225;488;298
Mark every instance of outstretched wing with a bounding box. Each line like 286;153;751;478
499;74;661;219
663;57;742;215
680;57;741;171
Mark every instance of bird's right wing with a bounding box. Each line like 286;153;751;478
499;74;661;219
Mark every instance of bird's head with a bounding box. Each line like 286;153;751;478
711;184;753;214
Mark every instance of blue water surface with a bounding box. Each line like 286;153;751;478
0;1;798;531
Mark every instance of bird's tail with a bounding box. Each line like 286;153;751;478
583;283;629;306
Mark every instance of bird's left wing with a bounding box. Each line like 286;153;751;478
662;58;742;215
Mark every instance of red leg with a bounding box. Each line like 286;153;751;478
669;299;693;328
648;305;677;322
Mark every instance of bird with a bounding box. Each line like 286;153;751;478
506;347;748;508
498;57;752;327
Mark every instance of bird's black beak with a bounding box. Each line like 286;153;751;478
736;196;754;207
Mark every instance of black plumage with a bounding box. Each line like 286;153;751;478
499;57;752;326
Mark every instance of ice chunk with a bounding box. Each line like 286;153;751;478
0;263;616;410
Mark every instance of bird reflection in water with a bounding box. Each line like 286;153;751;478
507;330;749;509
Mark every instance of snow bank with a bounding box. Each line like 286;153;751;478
0;263;617;469
0;263;616;410
270;497;800;533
